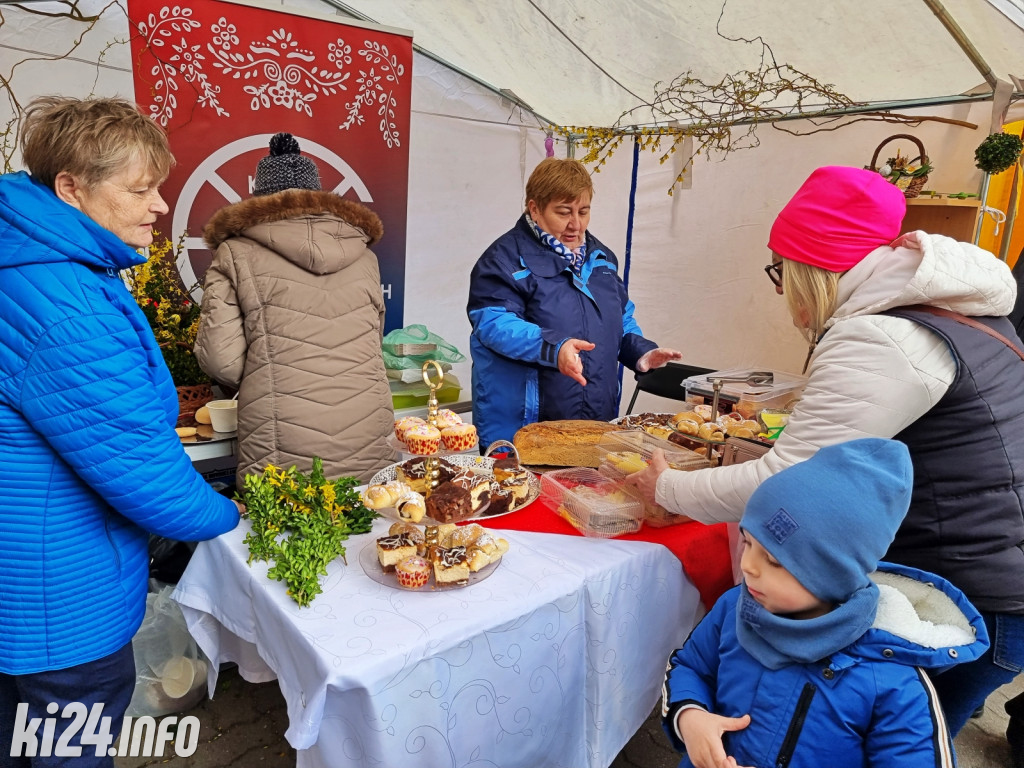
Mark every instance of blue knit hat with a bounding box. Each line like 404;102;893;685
740;438;912;604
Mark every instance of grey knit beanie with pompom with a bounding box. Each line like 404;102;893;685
252;133;321;196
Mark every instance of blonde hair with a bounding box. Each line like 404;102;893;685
782;258;843;346
20;96;174;190
524;157;594;211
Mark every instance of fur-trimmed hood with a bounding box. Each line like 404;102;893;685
195;186;394;486
203;188;383;250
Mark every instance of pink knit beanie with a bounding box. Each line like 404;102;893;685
767;166;907;272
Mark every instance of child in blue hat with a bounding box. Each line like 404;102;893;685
662;438;988;768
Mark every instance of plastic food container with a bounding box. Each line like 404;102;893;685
389;375;461;409
682;369;806;420
596;430;710;527
540;467;644;538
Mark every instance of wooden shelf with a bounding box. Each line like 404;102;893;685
902;196;980;241
905;197;981;208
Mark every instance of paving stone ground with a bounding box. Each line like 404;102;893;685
113;664;1024;768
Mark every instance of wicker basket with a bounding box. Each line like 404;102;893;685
867;133;930;199
175;383;214;427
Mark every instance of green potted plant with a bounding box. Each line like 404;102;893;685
971;132;1024;247
122;232;212;420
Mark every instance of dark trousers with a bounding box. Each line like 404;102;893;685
931;611;1024;736
1;643;135;768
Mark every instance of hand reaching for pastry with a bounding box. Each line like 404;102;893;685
558;338;596;386
623;448;669;507
636;347;684;373
676;708;753;768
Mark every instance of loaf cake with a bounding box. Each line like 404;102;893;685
513;420;622;467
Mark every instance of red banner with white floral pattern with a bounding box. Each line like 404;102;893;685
127;0;411;330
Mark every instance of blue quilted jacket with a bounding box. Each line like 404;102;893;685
662;563;987;768
0;172;239;674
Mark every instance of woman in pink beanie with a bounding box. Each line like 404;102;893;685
627;165;1024;750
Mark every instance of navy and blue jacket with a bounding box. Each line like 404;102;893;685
0;171;239;674
467;216;657;446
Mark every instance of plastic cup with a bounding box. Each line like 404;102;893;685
206;400;238;433
160;656;196;698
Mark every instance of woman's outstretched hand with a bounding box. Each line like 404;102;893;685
558;338;596;386
636;347;684;372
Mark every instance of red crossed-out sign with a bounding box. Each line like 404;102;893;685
127;0;412;330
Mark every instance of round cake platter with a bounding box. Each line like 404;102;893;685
366;454;540;525
609;412;676;427
359;544;500;592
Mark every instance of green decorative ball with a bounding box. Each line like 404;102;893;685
974;132;1024;175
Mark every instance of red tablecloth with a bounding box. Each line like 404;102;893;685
484;496;736;609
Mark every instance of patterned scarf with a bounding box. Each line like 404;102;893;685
524;213;587;276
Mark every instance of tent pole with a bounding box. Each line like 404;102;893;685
998;162;1020;261
623;136;639;292
919;0;998;89
975;173;992;246
618;136;641;402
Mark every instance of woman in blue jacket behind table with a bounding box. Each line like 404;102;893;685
468;157;682;446
0;96;240;767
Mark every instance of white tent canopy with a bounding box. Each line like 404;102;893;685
1;0;1022;414
329;0;1024;129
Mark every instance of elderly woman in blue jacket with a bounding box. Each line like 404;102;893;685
468;157;682;446
0;96;240;766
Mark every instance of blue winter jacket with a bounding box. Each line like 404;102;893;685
662;563;987;768
0;172;239;674
467;216;657;446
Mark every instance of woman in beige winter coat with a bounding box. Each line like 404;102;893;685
195;133;395;485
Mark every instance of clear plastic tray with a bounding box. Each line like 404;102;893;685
683;368;806;420
596;431;709;527
597;430;711;473
540;467;643;538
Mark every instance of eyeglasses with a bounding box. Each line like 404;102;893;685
764;261;783;288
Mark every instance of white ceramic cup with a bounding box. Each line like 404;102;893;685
206;400;238;433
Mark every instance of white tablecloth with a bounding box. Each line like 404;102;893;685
173;517;701;768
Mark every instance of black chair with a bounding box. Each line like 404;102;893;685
624;361;715;415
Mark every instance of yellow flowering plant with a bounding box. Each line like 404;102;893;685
241;458;377;607
122;232;208;387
